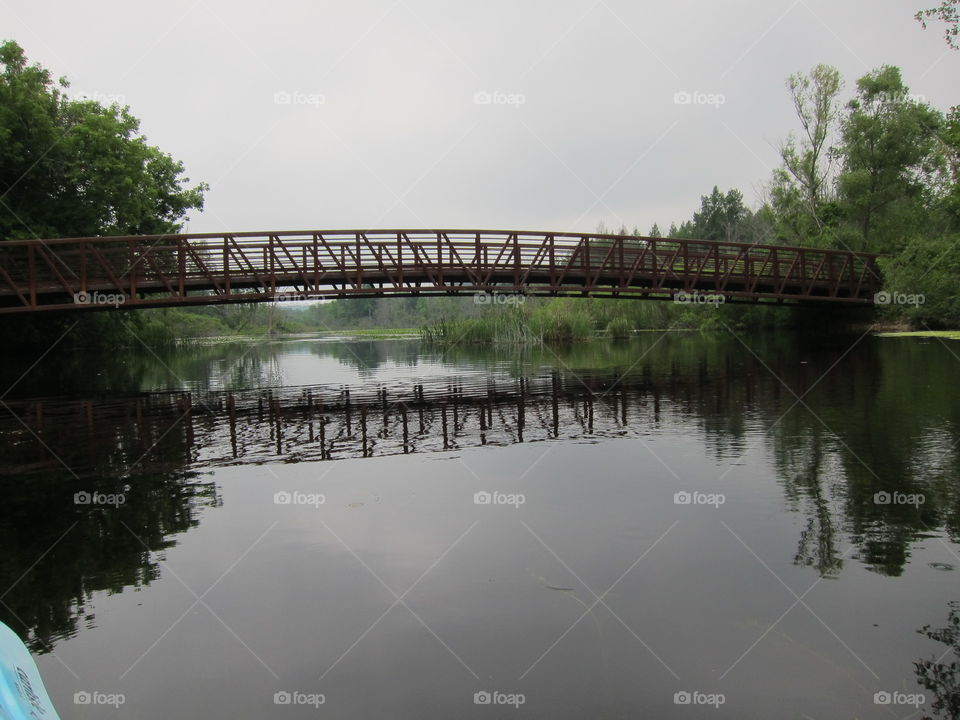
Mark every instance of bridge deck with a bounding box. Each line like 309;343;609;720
0;230;881;313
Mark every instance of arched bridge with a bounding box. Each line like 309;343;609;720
0;229;881;313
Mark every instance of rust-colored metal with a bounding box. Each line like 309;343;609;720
0;230;881;313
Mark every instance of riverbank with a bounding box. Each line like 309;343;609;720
876;330;960;339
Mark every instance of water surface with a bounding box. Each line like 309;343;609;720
1;332;957;718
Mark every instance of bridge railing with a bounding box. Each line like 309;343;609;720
0;230;880;312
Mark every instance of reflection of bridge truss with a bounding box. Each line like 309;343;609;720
3;374;700;476
0;230;880;313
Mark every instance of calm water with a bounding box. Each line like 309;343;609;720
1;332;958;718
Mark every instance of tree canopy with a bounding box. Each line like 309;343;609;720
0;40;207;241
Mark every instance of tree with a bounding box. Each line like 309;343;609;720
916;1;960;49
938;106;960;229
691;186;751;242
0;40;208;350
779;65;843;232
0;40;207;241
878;234;960;328
648;222;662;237
835;66;946;253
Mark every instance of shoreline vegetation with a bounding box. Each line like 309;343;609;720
8;290;952;350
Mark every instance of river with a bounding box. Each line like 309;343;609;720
1;331;957;718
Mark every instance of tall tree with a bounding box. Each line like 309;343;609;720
0;40;207;241
835;66;946;252
691;186;751;242
779;65;843;232
0;40;208;349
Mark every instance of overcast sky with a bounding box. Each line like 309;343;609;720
3;0;957;236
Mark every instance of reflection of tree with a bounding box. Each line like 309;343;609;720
0;471;218;653
775;427;844;576
915;601;960;719
2;329;960;655
309;338;423;374
756;337;960;578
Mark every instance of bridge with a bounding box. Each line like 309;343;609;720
0;229;880;314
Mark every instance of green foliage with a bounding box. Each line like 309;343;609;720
765;61;959;328
878;235;960;328
836;66;947;253
0;40;208;350
673;186;769;245
914;601;960;719
134;309;231;346
915;0;960;48
0;40;207;240
779;65;843;234
605;316;633;339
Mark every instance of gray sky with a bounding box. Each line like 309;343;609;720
3;0;957;235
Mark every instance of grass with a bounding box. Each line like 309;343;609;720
876;330;960;340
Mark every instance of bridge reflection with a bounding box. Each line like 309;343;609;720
4;370;705;474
